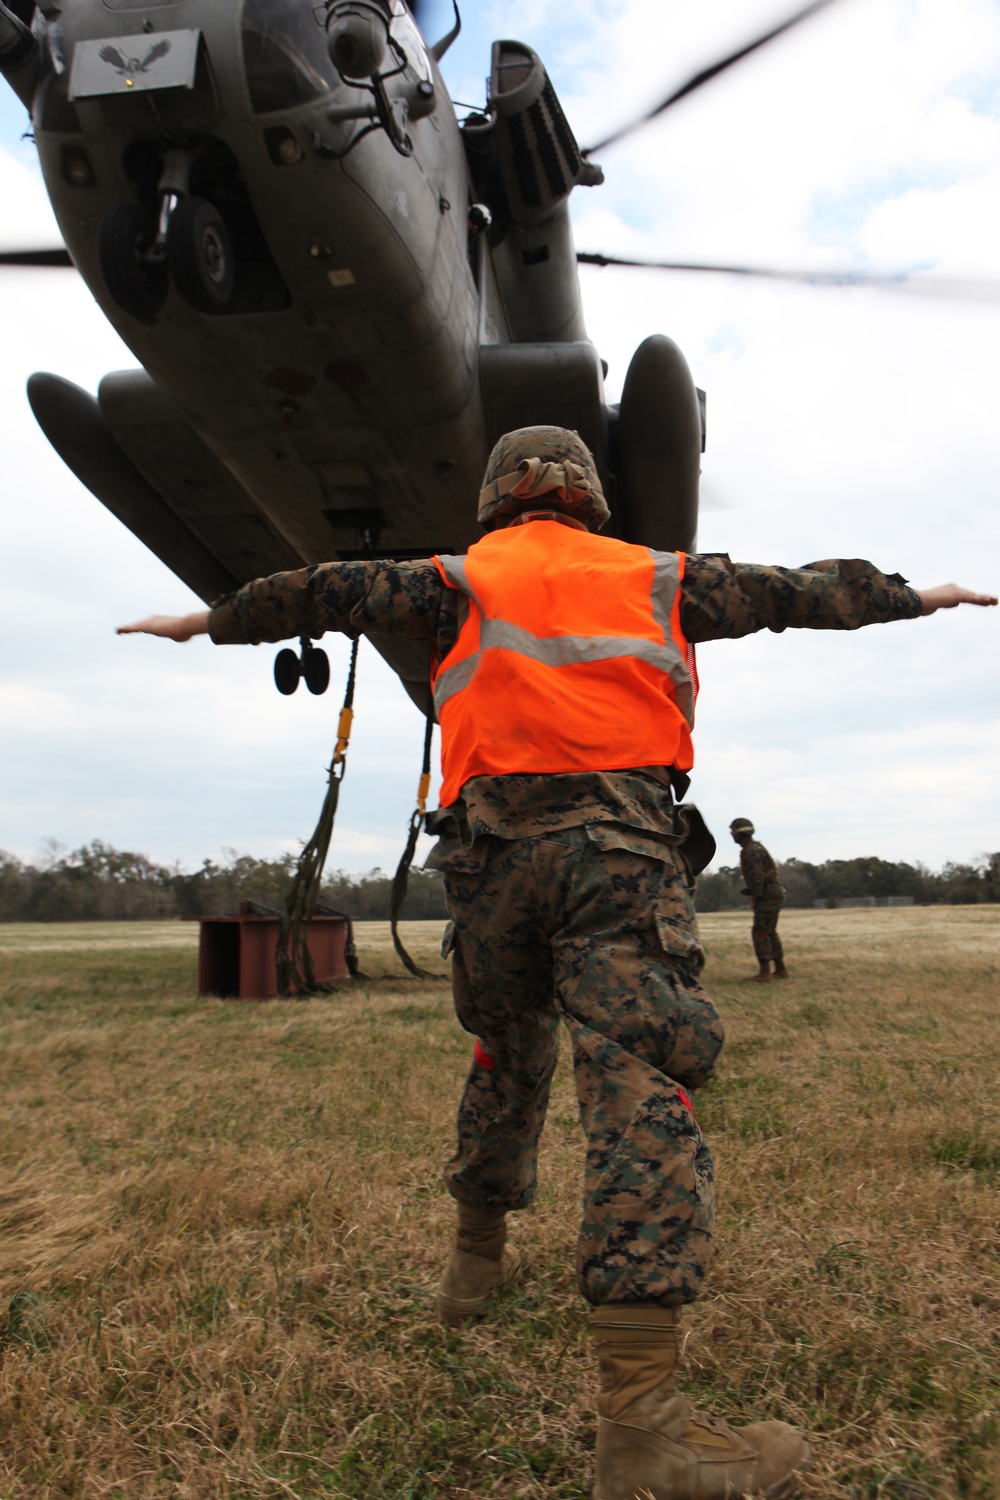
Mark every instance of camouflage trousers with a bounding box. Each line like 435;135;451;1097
751;903;784;966
435;826;725;1307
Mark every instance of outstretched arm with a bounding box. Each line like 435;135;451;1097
917;584;997;615
682;556;996;642
117;611;210;641
117;558;458;649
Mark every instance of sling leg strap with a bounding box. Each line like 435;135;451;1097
390;714;437;979
276;638;360;997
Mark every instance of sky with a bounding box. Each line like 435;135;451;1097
1;0;998;879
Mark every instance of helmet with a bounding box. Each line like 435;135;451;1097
730;818;755;837
477;426;610;532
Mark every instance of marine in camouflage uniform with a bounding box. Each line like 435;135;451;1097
730;819;787;980
205;441;922;1320
126;425;994;1500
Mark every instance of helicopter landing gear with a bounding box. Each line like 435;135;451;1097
274;639;331;696
302;644;331;695
97;203;167;323
167;196;236;314
274;648;301;696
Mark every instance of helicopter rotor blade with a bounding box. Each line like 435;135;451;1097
0;248;74;267
582;0;844;158
577;252;1000;302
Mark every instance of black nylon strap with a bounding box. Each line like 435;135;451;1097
276;638;360;996
390;714;436;979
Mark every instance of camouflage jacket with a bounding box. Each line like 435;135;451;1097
209;550;921;838
739;839;785;905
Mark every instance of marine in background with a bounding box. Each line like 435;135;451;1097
730;818;788;981
118;426;997;1500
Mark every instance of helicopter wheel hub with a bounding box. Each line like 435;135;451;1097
201;227;227;284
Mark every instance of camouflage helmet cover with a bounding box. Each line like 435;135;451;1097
478;425;610;532
730;818;755;836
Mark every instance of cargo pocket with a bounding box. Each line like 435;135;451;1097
578;824;705;969
654;909;706;971
425;835;494;878
651;847;705;970
581;821;684;861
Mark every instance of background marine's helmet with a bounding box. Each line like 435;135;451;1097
730;818;755;837
477;425;610;532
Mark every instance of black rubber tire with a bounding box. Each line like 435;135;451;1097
302;647;331;696
97;203;167;323
274;649;300;696
167;196;236;313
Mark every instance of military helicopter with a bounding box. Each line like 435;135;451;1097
0;0;986;718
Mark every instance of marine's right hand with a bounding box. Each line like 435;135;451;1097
116;611;210;641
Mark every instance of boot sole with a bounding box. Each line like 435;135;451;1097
435;1247;523;1326
592;1448;810;1500
764;1451;811;1499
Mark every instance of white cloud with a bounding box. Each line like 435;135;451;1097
0;141;61;246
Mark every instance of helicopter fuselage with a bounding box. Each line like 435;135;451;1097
4;0;702;707
34;1;500;561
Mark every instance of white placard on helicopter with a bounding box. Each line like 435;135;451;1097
68;30;200;101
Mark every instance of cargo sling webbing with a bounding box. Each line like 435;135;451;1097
390;714;436;980
276;638;362;996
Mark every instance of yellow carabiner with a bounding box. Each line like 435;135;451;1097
417;770;431;816
333;705;354;765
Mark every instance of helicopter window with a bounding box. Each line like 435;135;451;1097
241;0;335;115
389;6;430;82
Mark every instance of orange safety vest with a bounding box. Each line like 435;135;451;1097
432;521;696;808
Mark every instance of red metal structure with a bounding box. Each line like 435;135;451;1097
194;905;349;999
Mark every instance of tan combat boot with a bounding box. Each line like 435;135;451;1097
434;1200;521;1326
591;1304;808;1500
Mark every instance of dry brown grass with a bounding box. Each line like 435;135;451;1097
0;908;997;1499
0;922;197;955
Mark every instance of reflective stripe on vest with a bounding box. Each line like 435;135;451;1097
431;524;695;807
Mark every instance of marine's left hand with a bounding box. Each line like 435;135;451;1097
917;584;998;615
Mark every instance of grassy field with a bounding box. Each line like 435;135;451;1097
0;908;997;1499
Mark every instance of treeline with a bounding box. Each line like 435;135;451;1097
0;842;449;923
696;853;1000;912
2;843;998;924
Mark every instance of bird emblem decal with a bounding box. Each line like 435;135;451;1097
98;39;171;86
